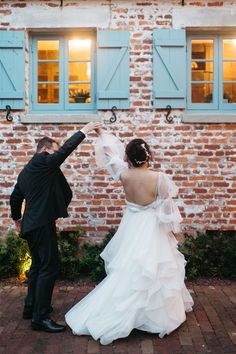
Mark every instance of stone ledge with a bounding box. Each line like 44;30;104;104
20;113;100;123
182;113;236;124
3;5;110;28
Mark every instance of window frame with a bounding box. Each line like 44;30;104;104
219;34;236;111
30;31;96;113
187;33;236;112
187;34;218;111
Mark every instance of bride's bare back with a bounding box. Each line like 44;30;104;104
120;168;158;206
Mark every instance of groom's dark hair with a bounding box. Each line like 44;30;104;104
36;137;57;153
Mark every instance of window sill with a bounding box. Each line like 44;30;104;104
182;113;236;123
20;113;100;123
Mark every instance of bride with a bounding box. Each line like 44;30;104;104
65;128;194;345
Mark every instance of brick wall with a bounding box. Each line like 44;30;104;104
0;0;235;240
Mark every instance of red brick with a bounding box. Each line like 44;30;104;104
11;3;27;7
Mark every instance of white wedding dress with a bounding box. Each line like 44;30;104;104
65;133;194;345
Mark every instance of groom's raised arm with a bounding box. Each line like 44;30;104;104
45;121;102;168
45;131;85;168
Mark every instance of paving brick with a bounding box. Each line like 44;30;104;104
0;281;235;354
141;339;154;353
179;333;193;346
113;339;128;353
228;331;236;345
87;339;100;353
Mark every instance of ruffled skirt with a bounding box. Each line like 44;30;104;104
65;208;193;345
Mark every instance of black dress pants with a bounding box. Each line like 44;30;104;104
24;222;59;321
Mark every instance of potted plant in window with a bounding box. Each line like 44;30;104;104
204;92;233;103
71;89;90;103
223;92;233;103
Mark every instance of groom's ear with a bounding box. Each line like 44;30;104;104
37;146;47;153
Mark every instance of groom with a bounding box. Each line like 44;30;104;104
10;121;101;333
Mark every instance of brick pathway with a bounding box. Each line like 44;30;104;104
0;280;235;354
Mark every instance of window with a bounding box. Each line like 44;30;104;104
30;31;96;112
0;30;129;121
187;34;236;111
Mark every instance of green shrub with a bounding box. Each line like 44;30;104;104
79;228;115;281
0;227;116;282
59;228;236;281
58;227;116;281
0;230;31;279
1;227;235;282
179;230;236;279
57;227;84;280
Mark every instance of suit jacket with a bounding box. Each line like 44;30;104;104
10;131;85;235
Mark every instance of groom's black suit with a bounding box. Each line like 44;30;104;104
10;131;85;321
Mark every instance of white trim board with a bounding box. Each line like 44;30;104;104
3;5;110;28
182;113;236;124
173;8;236;28
21;114;100;123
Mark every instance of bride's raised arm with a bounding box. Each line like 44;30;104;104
95;129;128;181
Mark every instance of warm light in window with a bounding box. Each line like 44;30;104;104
87;63;91;78
191;61;198;69
233;39;236;46
69;39;91;49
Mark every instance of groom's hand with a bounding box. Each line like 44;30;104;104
81;122;102;135
14;219;21;233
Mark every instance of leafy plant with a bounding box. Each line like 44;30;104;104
57;227;116;281
70;89;90;103
75;89;90;98
57;227;84;280
79;228;116;281
1;228;235;282
179;230;236;279
0;227;116;282
0;230;30;279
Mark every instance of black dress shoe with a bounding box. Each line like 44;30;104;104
31;318;65;333
23;305;53;319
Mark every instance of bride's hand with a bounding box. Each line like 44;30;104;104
95;127;106;135
81;121;103;134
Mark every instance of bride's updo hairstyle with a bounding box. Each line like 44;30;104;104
125;139;152;167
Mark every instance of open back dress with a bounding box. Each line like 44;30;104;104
65;132;193;345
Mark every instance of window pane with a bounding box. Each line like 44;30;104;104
38;40;59;60
38;84;59;103
69;62;91;82
191;83;213;103
68;39;91;60
69;84;91;104
191;40;213;60
38;62;59;82
223;62;236;81
223;84;236;103
192;61;213;81
223;39;236;59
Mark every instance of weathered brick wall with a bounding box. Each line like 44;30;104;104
0;0;235;240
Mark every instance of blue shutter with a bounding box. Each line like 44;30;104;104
0;31;25;110
97;30;129;109
153;29;186;109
